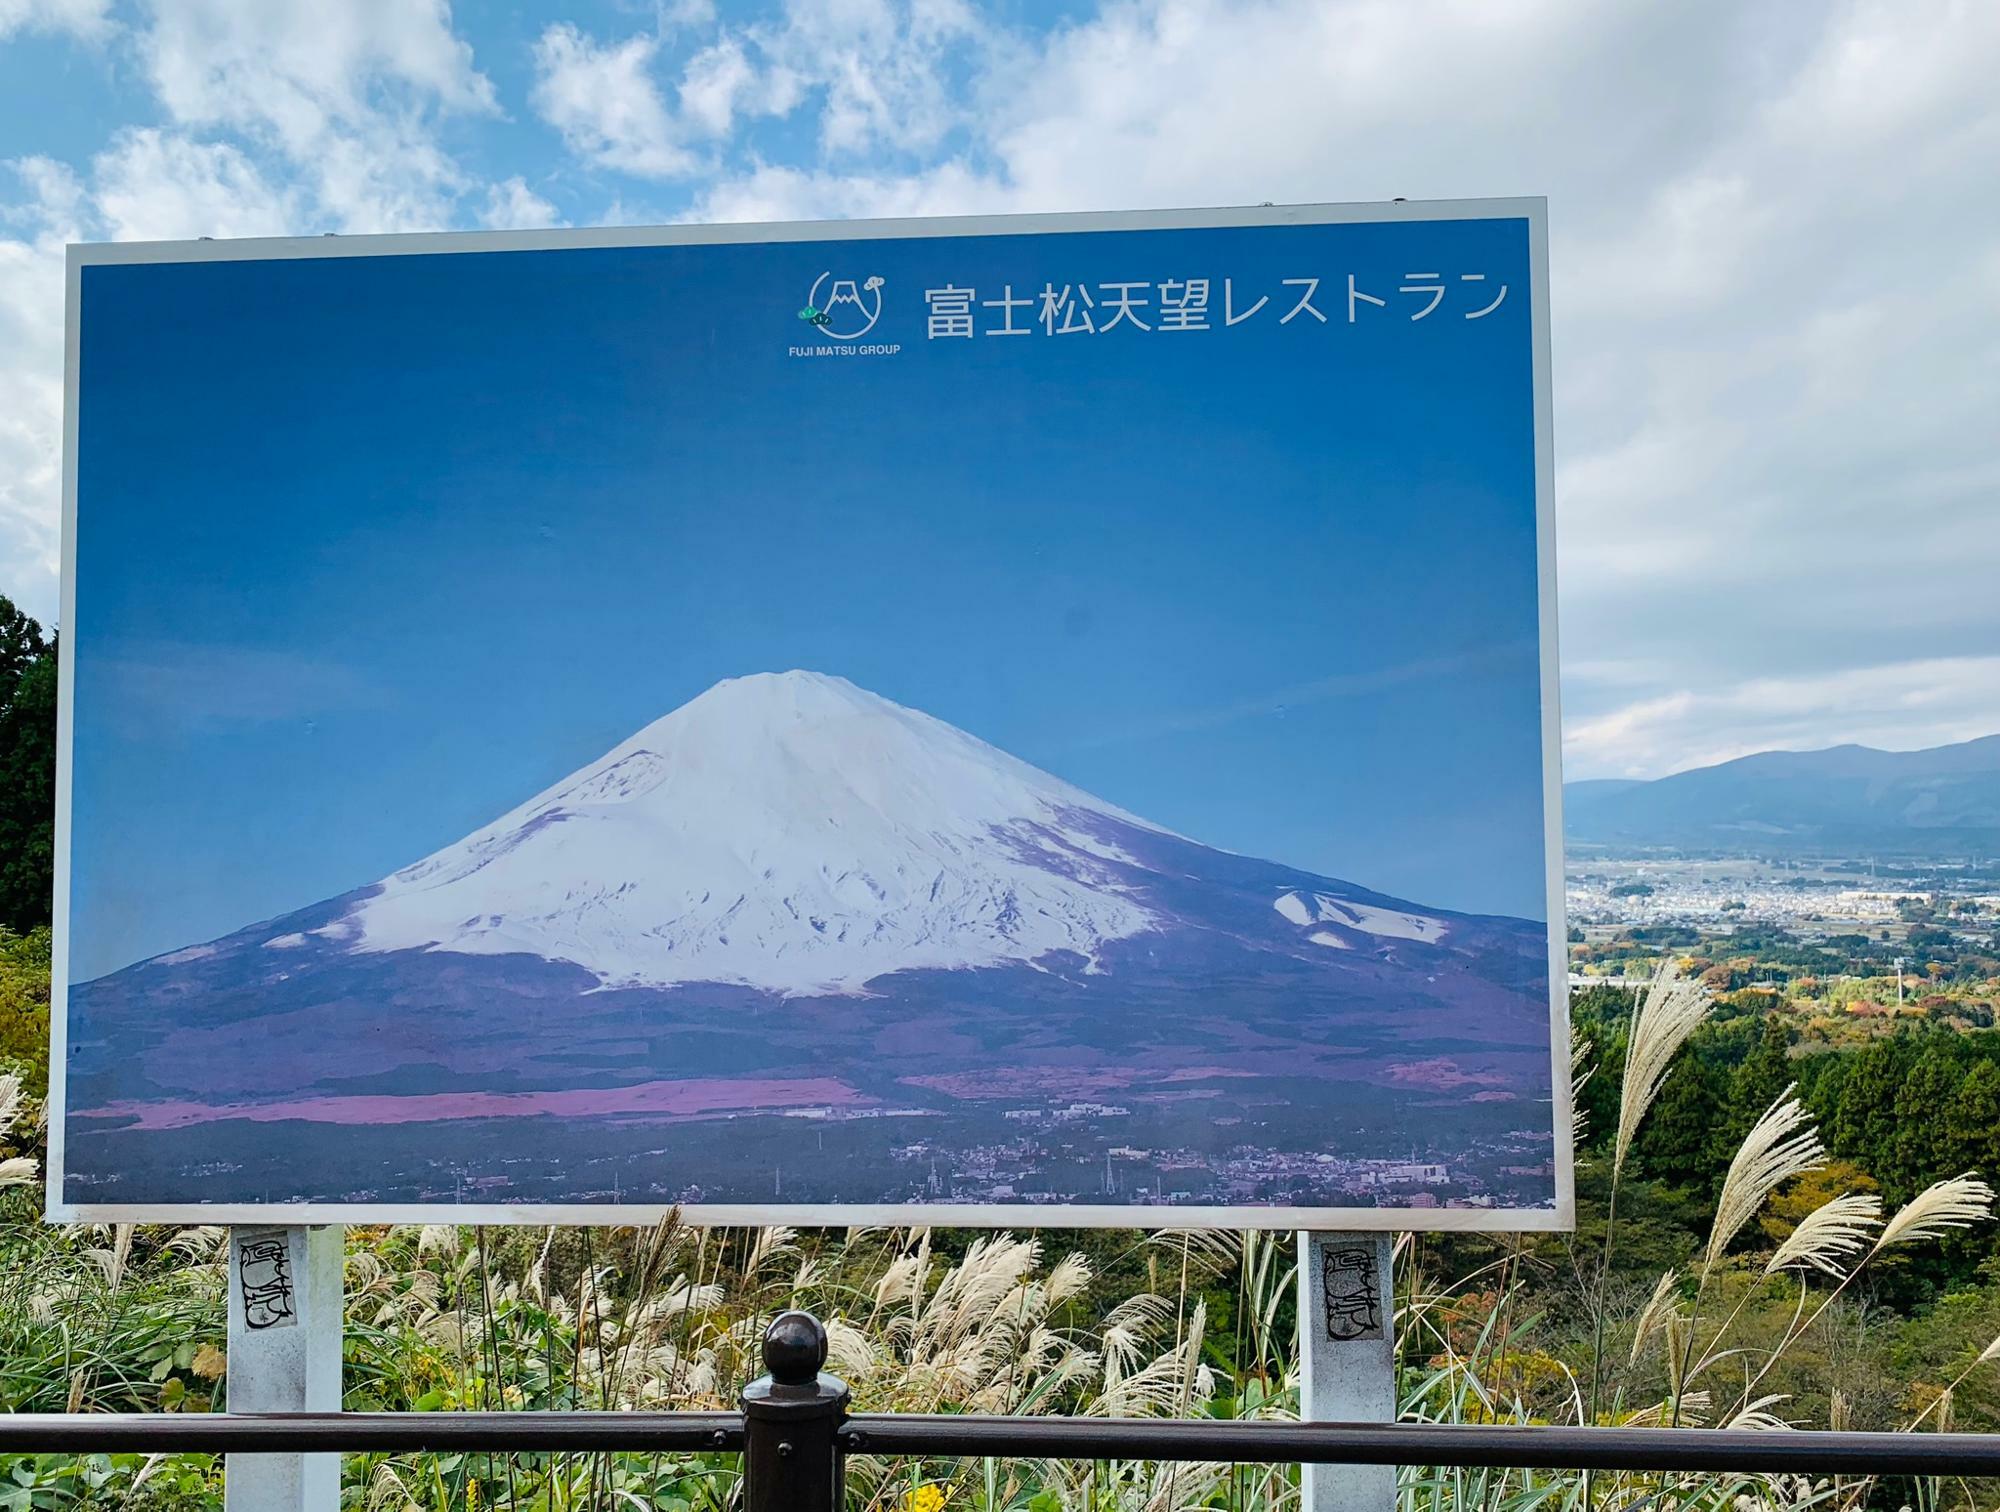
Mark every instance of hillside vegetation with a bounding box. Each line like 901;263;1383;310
8;592;2000;1508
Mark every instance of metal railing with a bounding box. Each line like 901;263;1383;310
3;1311;1997;1511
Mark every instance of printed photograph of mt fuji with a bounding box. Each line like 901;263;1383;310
59;209;1560;1219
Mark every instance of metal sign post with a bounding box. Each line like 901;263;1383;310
740;1311;851;1512
1297;1231;1395;1512
225;1226;344;1512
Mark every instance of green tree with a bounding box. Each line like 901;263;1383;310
1942;1059;2000;1184
0;593;55;933
1726;1013;1794;1141
1760;1158;1878;1247
0;594;46;703
1568;985;1633;1152
1633;1048;1732;1191
1890;1041;1966;1196
0;924;51;1098
1825;1037;1909;1192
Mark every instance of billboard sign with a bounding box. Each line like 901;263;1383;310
52;200;1566;1226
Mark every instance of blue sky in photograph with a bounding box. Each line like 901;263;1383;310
66;212;1545;977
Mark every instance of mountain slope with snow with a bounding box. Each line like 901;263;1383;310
342;671;1182;995
64;670;1559;1209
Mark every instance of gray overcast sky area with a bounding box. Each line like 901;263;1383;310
2;0;1996;781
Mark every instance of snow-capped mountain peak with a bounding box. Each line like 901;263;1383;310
349;671;1174;994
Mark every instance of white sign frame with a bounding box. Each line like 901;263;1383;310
50;197;1568;1231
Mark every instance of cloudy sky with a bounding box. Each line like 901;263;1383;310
2;0;1996;780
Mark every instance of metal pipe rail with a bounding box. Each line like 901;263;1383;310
842;1415;2000;1474
0;1412;744;1456
2;1411;1996;1475
3;1313;1995;1512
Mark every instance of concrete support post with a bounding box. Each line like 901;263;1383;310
225;1226;344;1512
1297;1231;1395;1512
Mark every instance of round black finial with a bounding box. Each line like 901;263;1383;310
763;1309;828;1385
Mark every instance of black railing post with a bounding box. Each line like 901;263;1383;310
741;1310;850;1512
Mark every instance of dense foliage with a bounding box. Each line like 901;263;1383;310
9;587;2000;1505
0;595;54;937
3;937;2000;1506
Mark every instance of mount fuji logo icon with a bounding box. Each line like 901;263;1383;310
798;273;885;339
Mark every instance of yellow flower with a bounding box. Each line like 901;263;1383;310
901;1484;946;1512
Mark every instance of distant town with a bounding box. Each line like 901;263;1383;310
1568;855;1999;936
1565;849;1999;1028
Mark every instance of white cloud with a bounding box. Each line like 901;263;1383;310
0;162;77;622
3;155;84;232
481;175;562;230
678;36;763;139
143;0;494;137
684;0;2000;774
90;128;298;241
749;0;988;158
535;0;992;180
531;24;698;179
137;0;497;231
658;0;718;29
1564;657;2000;779
93;640;382;735
0;0;110;40
686;158;996;223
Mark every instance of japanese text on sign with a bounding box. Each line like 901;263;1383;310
922;274;1508;340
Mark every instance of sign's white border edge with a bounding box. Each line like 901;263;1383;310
52;1199;1573;1231
47;247;81;1229
65;196;1548;266
1528;199;1575;1235
49;195;1568;1231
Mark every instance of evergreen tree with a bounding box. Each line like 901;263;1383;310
1633;1046;1732;1192
1569;985;1632;1152
1796;1047;1850;1126
0;594;55;933
1890;1040;1966;1196
1722;1013;1795;1146
0;595;45;708
1942;1058;2000;1185
1826;1037;1911;1193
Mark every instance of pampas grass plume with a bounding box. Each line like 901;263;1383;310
1764;1192;1883;1278
1872;1173;1996;1255
1704;1091;1824;1276
1615;963;1711;1175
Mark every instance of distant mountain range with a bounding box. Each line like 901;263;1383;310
1565;735;2000;855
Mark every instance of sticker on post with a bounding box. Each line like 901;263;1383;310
236;1232;298;1330
1322;1245;1383;1341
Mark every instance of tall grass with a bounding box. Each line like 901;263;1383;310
3;968;1999;1510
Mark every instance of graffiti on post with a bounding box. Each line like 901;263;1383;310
1322;1244;1383;1342
236;1232;297;1331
